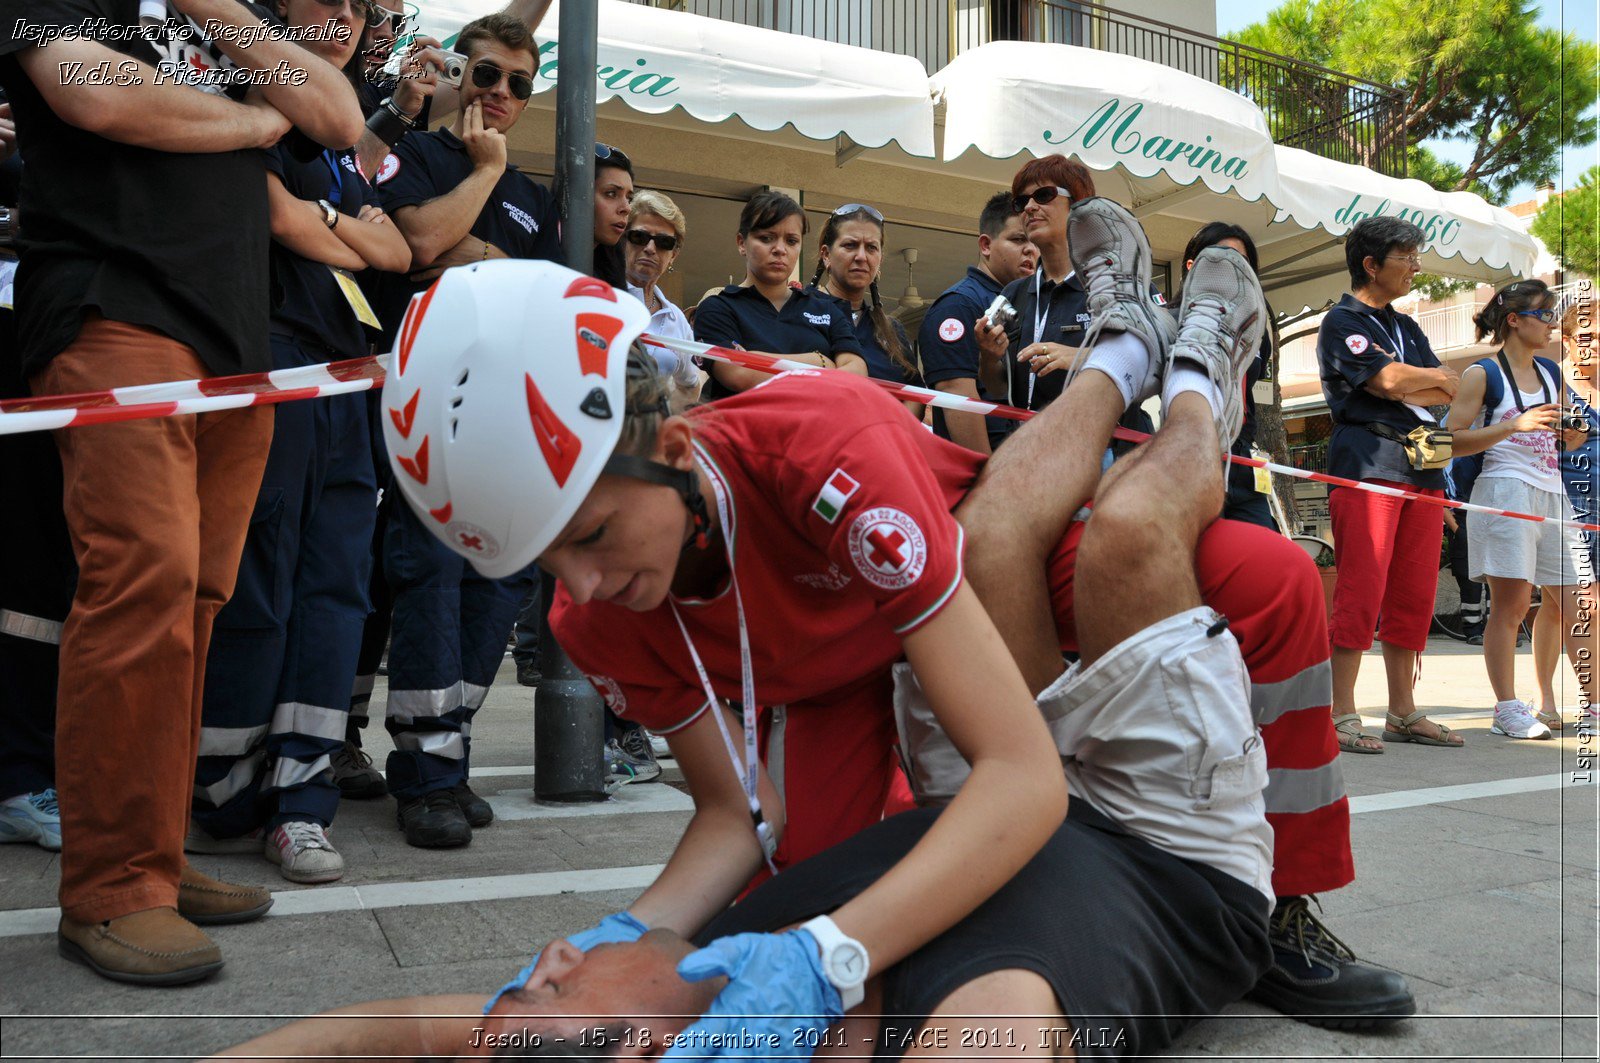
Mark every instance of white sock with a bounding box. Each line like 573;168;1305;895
1162;363;1223;421
1081;331;1154;409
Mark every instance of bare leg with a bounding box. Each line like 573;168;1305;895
957;371;1124;692
909;969;1071;1061
1330;645;1363;718
1533;589;1564;714
1545;583;1599;711
1483;575;1534;704
1074;394;1222;663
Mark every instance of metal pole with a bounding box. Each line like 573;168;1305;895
535;0;606;804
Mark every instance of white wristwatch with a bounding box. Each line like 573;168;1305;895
800;915;869;1011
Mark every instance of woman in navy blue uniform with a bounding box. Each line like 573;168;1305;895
808;204;923;416
191;0;412;885
693;191;867;399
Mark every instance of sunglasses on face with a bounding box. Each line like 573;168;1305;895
311;0;386;28
626;228;679;252
470;62;534;100
832;202;884;222
369;6;408;32
1517;309;1558;324
1012;186;1072;213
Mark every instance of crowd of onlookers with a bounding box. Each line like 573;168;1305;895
0;0;1592;993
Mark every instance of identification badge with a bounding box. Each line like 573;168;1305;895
330;267;381;329
1253;464;1272;494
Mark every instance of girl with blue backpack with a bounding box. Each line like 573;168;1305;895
1444;279;1594;740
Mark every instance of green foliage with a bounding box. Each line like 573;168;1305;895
1530;166;1600;279
1412;273;1477;301
1237;0;1598;202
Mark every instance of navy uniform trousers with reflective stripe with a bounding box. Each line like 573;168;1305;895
193;335;377;836
382;497;534;800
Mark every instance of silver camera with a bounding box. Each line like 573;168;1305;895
982;294;1017;330
438;50;469;87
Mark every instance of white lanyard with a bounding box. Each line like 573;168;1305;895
1027;271;1048;408
1373;312;1407;363
668;445;779;874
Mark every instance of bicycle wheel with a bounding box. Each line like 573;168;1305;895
1432;563;1467;640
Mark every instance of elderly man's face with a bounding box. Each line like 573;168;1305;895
474;930;723;1058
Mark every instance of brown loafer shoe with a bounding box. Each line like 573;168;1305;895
58;907;223;986
178;864;274;925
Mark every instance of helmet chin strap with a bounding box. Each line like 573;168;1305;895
602;452;711;550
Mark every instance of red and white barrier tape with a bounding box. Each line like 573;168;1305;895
645;334;1600;536
0;355;387;434
2;333;1594;536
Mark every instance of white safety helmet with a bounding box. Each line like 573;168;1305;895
381;259;655;579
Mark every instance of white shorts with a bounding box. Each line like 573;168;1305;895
1469;476;1594;588
892;606;1273;901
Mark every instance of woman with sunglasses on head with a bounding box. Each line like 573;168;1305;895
1444;280;1596;740
693;191;868;400
809;204;923;416
590;142;633;289
625;189;702;407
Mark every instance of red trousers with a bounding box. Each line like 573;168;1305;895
1328;481;1445;653
36;318;272;922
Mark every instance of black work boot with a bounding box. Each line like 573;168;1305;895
1245;896;1415;1029
452;781;494;828
396;789;472;848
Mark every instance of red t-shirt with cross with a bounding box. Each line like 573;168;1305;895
550;370;981;866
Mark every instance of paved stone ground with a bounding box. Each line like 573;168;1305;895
1;637;1596;1061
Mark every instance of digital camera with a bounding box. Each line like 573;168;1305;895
983;295;1018;330
1561;410;1590;433
438;50;469;87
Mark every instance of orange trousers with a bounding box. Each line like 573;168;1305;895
34;317;271;923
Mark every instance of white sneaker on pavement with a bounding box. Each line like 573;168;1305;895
266;820;346;883
1490;699;1553;740
0;788;61;851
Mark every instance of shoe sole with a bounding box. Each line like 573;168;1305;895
264;850;346;884
1489;724;1552;740
335;778;390;800
1247;985;1417;1029
58;936;223;986
181;897;275;926
184;835;265;856
0;822;62;851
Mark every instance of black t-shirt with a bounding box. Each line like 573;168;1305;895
1000;269;1161;456
692;283;863;401
372;125;561;347
919;266;1012;449
0;0;280;377
266;142;373;358
1317;291;1445;489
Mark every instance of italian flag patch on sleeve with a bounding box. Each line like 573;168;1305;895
812;469;861;524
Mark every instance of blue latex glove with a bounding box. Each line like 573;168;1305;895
484;911;648;1013
662;929;843;1060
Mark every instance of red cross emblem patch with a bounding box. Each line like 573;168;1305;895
446;521;501;561
847;507;928;591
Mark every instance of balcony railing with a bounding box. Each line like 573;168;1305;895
625;0;1408;177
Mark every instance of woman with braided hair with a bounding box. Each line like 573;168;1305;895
808;204;924;416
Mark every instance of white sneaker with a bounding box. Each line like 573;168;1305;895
266;821;345;883
1490;700;1553;740
0;788;61;851
648;731;671;759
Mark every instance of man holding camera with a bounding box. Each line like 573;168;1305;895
373;12;557;849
